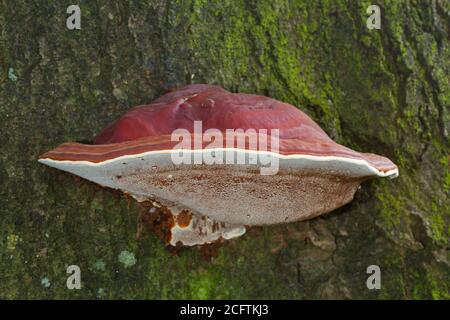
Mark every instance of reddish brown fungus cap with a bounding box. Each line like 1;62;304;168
40;84;398;174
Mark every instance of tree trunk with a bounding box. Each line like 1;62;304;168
0;0;448;299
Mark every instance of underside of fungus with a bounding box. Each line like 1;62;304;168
39;84;398;246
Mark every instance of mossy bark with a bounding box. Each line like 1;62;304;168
0;0;448;299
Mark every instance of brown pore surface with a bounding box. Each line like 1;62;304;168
115;165;364;226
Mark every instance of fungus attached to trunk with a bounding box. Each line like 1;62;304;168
39;84;398;246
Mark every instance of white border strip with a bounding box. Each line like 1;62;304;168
38;148;399;178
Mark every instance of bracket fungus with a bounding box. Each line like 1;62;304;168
39;84;398;247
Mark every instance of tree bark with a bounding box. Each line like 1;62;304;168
0;0;448;299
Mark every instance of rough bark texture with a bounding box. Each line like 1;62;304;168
0;0;448;299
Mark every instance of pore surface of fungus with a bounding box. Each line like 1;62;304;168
39;84;398;246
